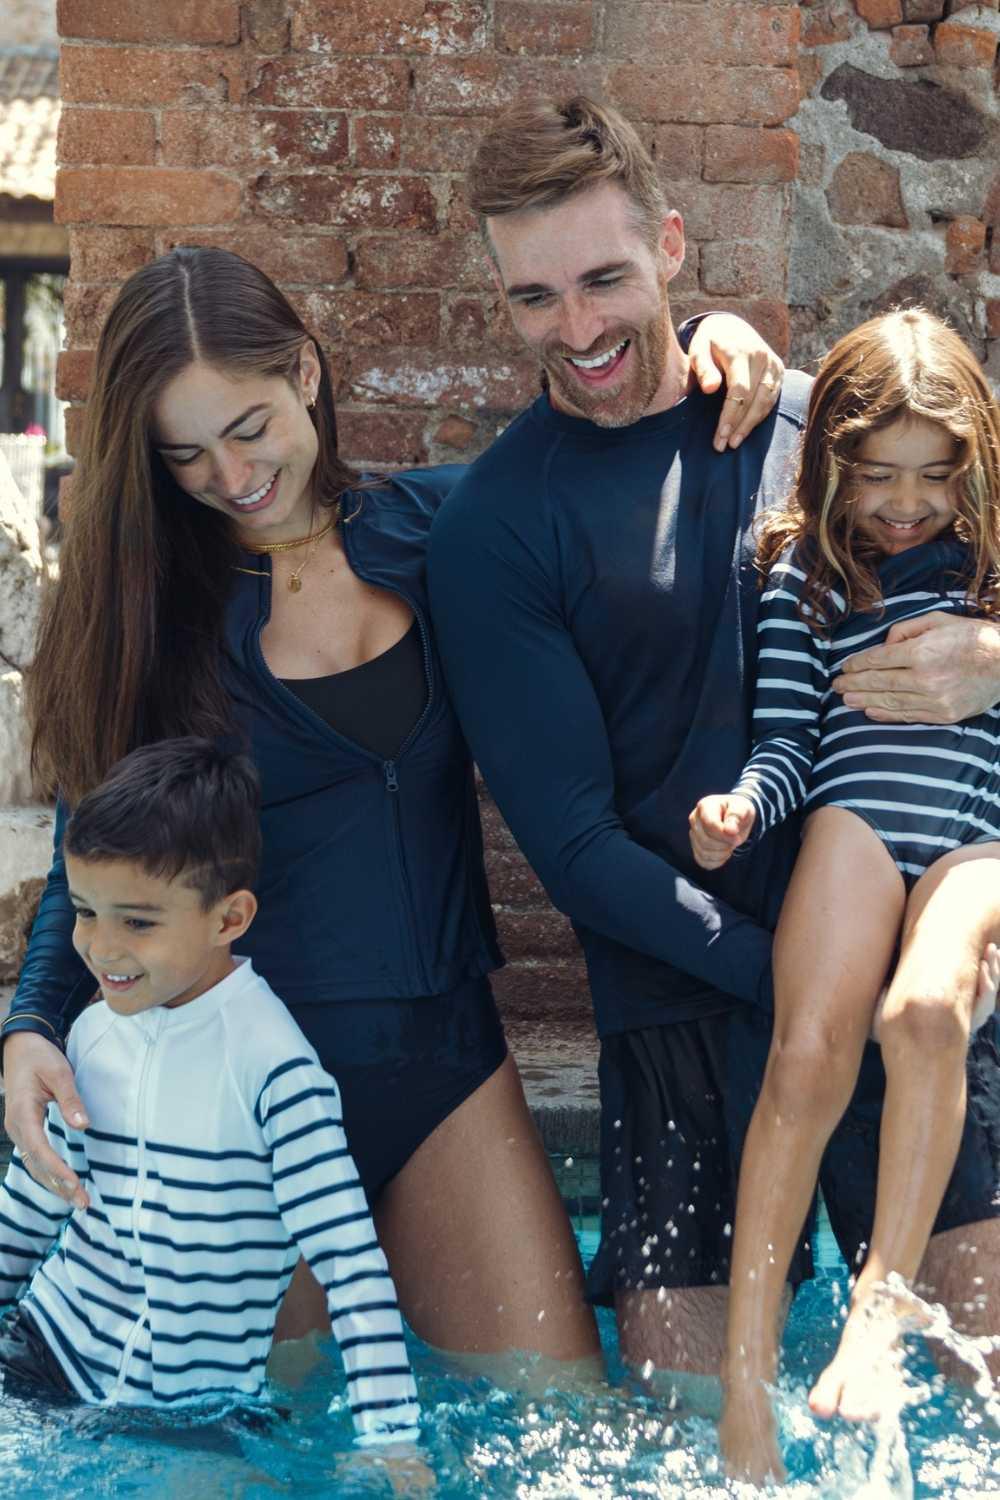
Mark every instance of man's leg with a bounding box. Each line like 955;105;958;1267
588;1013;803;1399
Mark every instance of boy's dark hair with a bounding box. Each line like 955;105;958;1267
64;738;261;908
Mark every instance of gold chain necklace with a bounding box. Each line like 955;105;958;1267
240;505;340;592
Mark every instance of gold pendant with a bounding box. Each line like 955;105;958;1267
288;575;303;593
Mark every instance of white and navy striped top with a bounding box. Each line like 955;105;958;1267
0;958;419;1444
732;537;1000;880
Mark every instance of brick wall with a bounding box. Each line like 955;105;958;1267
50;1;1000;1032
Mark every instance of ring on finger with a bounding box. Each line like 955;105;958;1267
730;395;746;406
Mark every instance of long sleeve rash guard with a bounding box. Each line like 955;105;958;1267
428;379;810;1037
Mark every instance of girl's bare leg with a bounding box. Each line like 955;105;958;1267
274;1054;601;1366
721;808;905;1483
810;842;1000;1422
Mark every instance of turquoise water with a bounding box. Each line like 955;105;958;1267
1;1216;998;1497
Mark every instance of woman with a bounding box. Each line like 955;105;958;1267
4;247;777;1359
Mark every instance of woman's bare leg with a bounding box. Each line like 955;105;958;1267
274;1054;600;1365
810;842;1000;1422
721;808;905;1484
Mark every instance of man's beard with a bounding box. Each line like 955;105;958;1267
541;303;670;430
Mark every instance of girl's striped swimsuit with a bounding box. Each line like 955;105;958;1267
732;537;1000;886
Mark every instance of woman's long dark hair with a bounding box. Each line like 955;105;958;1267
29;247;355;804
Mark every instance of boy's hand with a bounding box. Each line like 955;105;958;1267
688;794;757;870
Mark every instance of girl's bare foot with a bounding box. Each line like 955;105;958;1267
809;1282;923;1422
719;1374;785;1485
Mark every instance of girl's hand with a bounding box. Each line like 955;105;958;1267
688;794;757;870
2;1032;90;1209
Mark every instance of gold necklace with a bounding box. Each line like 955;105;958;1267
241;507;339;593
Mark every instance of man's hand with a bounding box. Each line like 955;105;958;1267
3;1032;90;1209
686;313;784;454
834;612;1000;724
689;793;757;870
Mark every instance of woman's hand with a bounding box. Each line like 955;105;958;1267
686;313;785;453
3;1032;90;1209
689;793;757;870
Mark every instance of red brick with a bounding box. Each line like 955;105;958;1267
291;0;487;54
606;4;799;66
700;241;788;298
986;300;1000;338
56;167;241;227
672;296;791;359
802;1;854;45
704;126;798;183
484;845;549;904
68;225;155;280
934;18;999;64
353;115;402;169
945;215;986;273
160;109;349;171
650;125;703;182
346;350;539;413
55;347;94;402
490;960;589;1020
669;241;700;299
250;173;437;231
58;0;240;44
335;408;428;468
674;183;787;242
400;116;483;171
903;0;944;18
154;229;350;286
61;45;245;107
58;471;78;520
447;296;490;348
62;280;120;344
827;151;907;227
855;0;903;25
889;22;935;63
250;57;409;110
497;909;580;961
991;237;1000;276
354;234;487;291
496;2;595;55
63;406;86;459
798;53;825;97
290;290;440;350
57;107;156;167
609;64;799;127
414;56;600;116
434;414;478;450
246;0;289;51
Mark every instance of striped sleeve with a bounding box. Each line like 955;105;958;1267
732;557;832;838
256;1057;420;1448
0;1118;77;1305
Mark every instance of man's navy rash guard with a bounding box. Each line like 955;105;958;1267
428;376;811;1039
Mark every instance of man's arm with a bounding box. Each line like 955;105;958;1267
429;500;775;1014
834;612;1000;723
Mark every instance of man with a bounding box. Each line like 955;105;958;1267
428;94;1000;1474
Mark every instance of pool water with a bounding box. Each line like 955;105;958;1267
1;1214;998;1498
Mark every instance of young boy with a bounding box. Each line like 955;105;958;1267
0;739;419;1448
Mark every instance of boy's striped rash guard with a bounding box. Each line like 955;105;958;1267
0;958;418;1445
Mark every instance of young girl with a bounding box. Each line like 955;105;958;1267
688;309;1000;1483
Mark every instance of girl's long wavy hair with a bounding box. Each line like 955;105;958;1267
29;247;355;804
758;307;1000;628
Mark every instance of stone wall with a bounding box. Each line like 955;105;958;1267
793;0;1000;376
46;1;1000;1034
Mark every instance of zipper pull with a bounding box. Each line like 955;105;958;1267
384;760;398;791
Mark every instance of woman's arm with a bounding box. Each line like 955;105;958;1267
2;803;94;1208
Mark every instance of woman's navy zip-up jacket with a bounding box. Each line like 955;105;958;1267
5;469;502;1050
